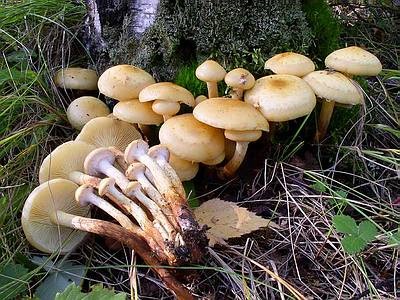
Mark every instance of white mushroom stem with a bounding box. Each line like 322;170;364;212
221;142;249;178
109;146;129;171
315;99;335;142
207;81;218;98
68;171;101;186
75;184;137;233
126;162;180;231
125;181;177;242
148;145;186;198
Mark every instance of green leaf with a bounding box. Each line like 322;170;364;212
310;181;326;193
0;263;29;300
358;220;377;242
55;283;126;300
388;229;400;246
341;236;366;254
335;189;348;199
333;215;358;235
183;181;199;208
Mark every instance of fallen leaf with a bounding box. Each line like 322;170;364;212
194;198;279;246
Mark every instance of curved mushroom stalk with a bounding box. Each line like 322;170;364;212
315;99;335;142
219;129;262;179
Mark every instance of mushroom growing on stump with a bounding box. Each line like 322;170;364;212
264;52;315;77
98;65;155;102
303;70;364;141
66;96;110;130
224;68;255;100
21;179;195;300
325;46;382;78
195;60;226;98
54;68;98;91
159;114;225;168
138;82;195;121
193;98;269;178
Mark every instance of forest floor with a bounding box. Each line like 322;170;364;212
0;1;399;299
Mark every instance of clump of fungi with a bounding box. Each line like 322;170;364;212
22;47;382;297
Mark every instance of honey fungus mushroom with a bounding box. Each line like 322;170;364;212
67;96;110;130
265;52;315;77
303;70;364;141
193;98;269;178
195;60;226;98
224;68;255;100
139;82;195;121
98;65;155;101
53;68;98;90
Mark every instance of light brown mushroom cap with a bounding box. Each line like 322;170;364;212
244;75;316;122
76;117;142;151
202;151;225;166
224;129;262;142
195;60;227;82
265;52;315;77
224;68;255;90
159;114;225;163
195;95;207;106
39;141;96;183
193;98;269;131
98;65;155;101
21;179;90;253
325;46;382;76
169;152;199;181
139;82;195;107
303;71;364;105
113;100;163;125
54;68;98;90
67;96;110;130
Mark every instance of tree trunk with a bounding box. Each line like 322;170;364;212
84;0;314;81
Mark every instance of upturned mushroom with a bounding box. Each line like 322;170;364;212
264;52;315;77
53;68;98;90
325;46;382;77
193;98;269;178
195;60;226;98
98;65;155;101
139;82;195;121
22;179;194;299
244;74;316;122
303;70;364;141
67;96;110;130
224;68;255;100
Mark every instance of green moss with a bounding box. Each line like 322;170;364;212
174;62;206;97
302;0;342;65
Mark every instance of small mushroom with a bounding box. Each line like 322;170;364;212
195;95;207;106
76;117;142;152
264;52;315;77
113;99;163;126
67;96;110;130
168;152;199;181
139;82;195;121
98;65;155;101
159;114;225;165
54;68;98;90
39;141;96;183
224;68;255;100
303;70;364;141
325;46;382;77
193;98;269;178
195;60;226;98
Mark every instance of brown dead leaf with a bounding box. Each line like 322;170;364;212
194;198;279;246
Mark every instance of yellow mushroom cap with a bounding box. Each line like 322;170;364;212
265;52;315;77
53;68;98;90
139;82;195;107
76;117;142;151
224;129;262;142
169;152;199;181
244;75;316;122
22;179;90;253
67;96;110;130
159;114;225;163
325;46;382;76
39;141;96;183
98;65;155;101
303;71;364;105
193;98;269;131
224;68;255;90
195;60;227;82
113;100;163;125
